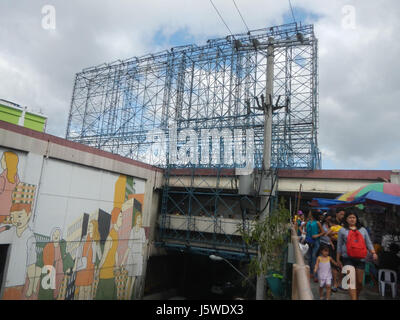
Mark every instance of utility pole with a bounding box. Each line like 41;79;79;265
256;36;275;300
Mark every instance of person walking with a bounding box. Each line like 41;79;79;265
334;208;345;226
320;213;334;249
320;213;336;290
314;245;339;300
336;209;378;300
305;210;324;282
326;210;343;292
299;211;309;243
296;211;305;238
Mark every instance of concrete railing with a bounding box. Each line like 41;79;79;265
290;224;314;300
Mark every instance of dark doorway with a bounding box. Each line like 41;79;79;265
144;251;254;300
0;244;9;292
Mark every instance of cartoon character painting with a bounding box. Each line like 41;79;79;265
95;208;122;300
0;158;147;300
74;220;102;300
0;202;40;299
123;211;147;300
0;151;20;224
38;227;74;300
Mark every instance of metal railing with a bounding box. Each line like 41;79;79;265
290;224;314;300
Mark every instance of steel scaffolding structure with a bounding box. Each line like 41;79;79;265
66;22;320;170
66;22;320;258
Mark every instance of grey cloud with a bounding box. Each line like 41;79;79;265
316;1;400;169
0;0;399;169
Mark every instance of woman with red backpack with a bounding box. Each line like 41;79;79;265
336;209;378;300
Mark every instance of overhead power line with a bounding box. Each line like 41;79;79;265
209;0;234;37
232;0;250;33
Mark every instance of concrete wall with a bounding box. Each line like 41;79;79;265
161;214;255;236
391;171;400;185
166;173;390;195
0;122;162;300
168;175;237;190
277;178;381;195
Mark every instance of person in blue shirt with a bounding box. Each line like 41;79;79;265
305;210;324;283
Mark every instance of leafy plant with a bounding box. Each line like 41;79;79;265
238;197;291;279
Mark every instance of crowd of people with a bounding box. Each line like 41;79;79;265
294;208;400;300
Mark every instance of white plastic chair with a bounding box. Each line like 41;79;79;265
378;269;397;298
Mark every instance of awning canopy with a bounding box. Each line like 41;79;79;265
308;198;347;210
354;190;400;206
310;190;400;209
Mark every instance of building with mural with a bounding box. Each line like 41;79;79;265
0;120;162;300
1;118;400;300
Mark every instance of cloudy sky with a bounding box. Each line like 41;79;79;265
0;0;399;170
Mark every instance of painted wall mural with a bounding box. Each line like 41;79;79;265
0;149;148;300
0;151;20;224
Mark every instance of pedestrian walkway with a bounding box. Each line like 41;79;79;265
309;278;400;300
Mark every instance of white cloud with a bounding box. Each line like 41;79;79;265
0;0;399;169
312;1;400;169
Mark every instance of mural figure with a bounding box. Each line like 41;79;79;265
122;212;147;300
113;174;132;300
95;208;122;300
0;202;40;299
0;151;19;224
115;199;135;300
38;227;74;300
74;220;102;300
0;161;146;301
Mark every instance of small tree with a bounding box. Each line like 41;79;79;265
238;197;291;282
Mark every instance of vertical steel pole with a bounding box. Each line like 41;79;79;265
256;37;274;300
262;37;274;172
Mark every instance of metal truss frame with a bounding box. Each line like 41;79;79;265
66;22;320;170
66;23;320;256
159;166;259;254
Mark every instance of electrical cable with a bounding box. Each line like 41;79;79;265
232;0;250;33
209;0;234;38
255;167;278;218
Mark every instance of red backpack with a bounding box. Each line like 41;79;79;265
346;229;367;259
